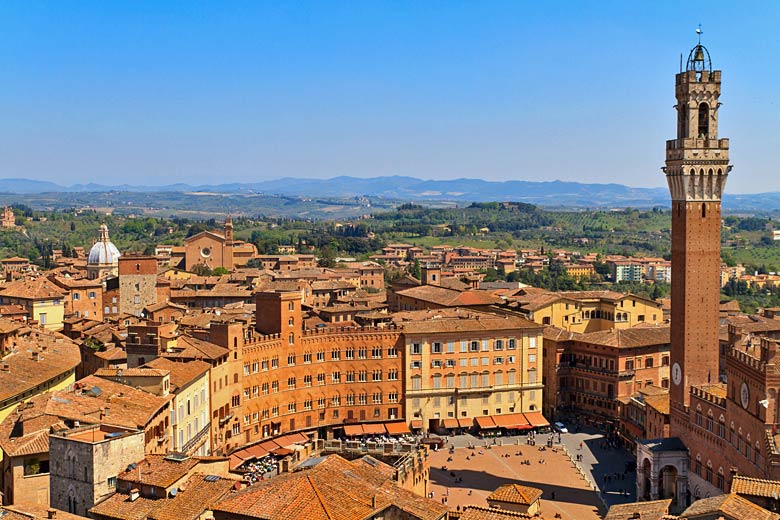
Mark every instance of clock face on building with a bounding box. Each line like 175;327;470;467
741;382;750;409
672;362;682;386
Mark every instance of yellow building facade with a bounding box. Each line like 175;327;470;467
396;309;544;432
518;291;664;333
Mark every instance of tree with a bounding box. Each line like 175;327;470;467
318;245;336;268
213;267;229;276
411;259;421;279
191;263;213;276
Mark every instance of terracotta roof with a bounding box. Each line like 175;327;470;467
543;325;575;342
118;454;199;489
0;277;66;300
0;503;87;519
144;301;188;313
0;395;64;458
45;375;171;430
512;292;562;312
0;316;26;333
458;506;539;519
486;483;543;505
143;358;210;391
643;393;670;415
731;474;780;499
605;499;672;520
95;368;169;378
574;325;670;348
1;257;31;263
48;274;103;289
95;347;127;362
680;493;779;520
0;329;81;402
393;308;540;334
212;454;447;520
164;335;228;362
396;285;500;307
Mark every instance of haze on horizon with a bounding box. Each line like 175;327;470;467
0;1;777;194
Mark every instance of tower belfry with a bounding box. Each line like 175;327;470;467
664;37;732;430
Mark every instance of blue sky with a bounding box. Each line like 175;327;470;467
0;1;777;193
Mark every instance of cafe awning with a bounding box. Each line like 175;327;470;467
442;419;459;429
384;422;411;435
410;420;423;429
475;416;497;429
361;423;387;435
491;414;517;428
505;413;533;430
344;424;364;436
523;411;550;428
458;418;473;428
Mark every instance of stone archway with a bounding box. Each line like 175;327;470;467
641;458;652;500
659;465;679;506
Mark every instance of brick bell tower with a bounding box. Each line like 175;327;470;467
665;38;732;435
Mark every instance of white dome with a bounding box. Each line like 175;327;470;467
88;224;121;266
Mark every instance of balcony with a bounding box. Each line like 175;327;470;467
219;412;234;426
666;137;729;151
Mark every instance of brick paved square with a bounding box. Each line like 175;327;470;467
428;442;605;519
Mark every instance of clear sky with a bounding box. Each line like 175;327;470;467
0;1;777;193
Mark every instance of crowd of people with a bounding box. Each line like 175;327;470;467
241;455;278;485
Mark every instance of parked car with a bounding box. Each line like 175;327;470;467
553;422;569;433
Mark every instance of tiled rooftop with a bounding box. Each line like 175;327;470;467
731;474;780;498
143;357;210;391
0;503;87;519
118;454;199;489
486;483;543;505
457;506;540;520
604;499;671;520
0;327;81;402
393;308;540;333
212;454;447;520
574;325;670;348
680;492;779;520
396;285;501;307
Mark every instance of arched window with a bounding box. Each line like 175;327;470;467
698;103;710;138
678;103;689;137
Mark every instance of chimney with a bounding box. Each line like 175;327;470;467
129;488;140;501
47;509;57;519
371;495;377;509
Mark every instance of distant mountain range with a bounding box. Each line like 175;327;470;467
0;176;778;211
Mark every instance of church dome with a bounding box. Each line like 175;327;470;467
88;224;121;266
